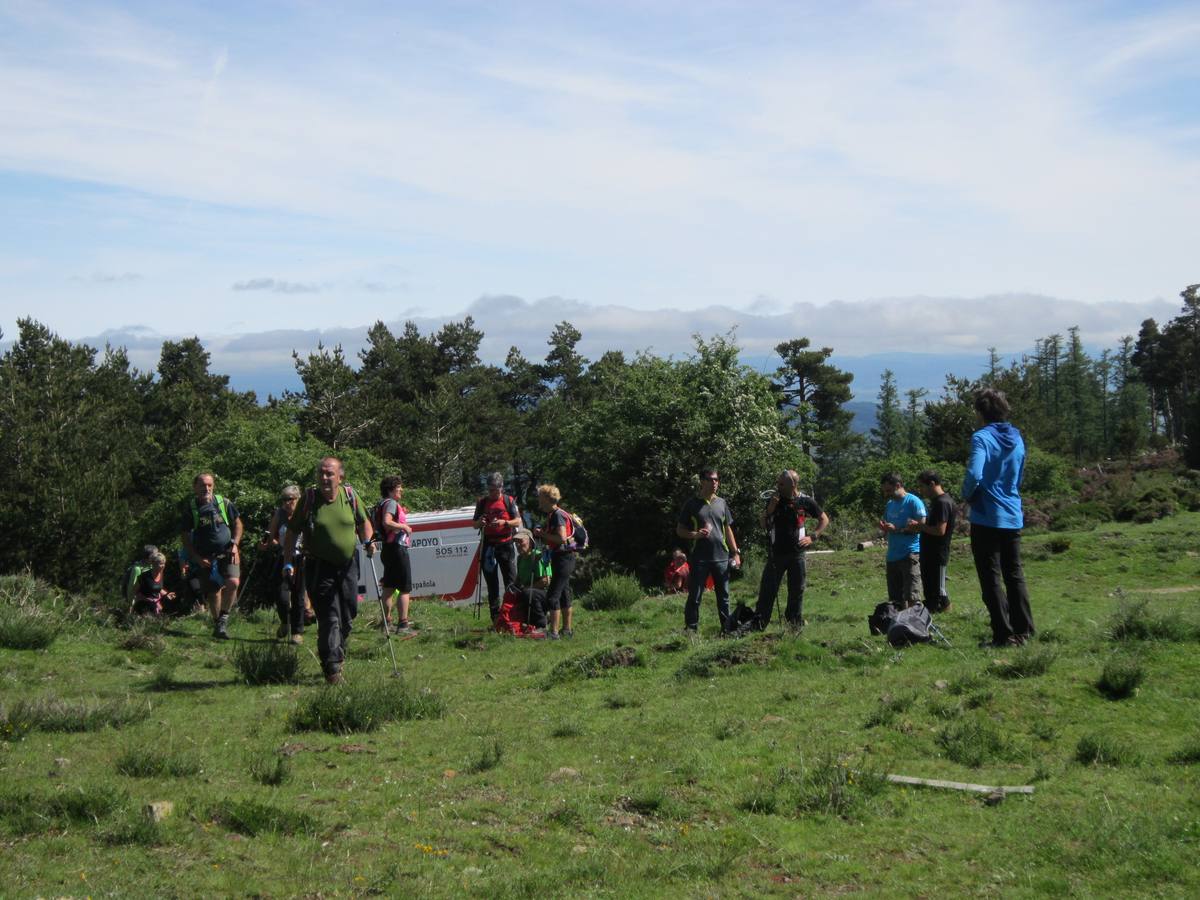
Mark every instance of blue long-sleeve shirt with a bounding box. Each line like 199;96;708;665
961;422;1025;530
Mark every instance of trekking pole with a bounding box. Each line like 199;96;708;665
363;539;400;678
235;551;262;610
473;544;484;620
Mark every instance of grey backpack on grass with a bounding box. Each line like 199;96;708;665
868;601;933;647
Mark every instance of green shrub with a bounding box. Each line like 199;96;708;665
232;642;301;685
1;696;149;740
938;717;1010;767
1097;655;1146;700
289;679;444;735
248;751;291;787
548;645;645;683
0;786;126;835
1165;735;1200;765
465;739;503;774
580;575;643;611
1109;600;1199;642
1076;732;1140;766
0;606;61;650
116;745;202;778
207;799;318;836
118;627;167;654
993;645;1057;679
864;692;915;728
675;638;774;679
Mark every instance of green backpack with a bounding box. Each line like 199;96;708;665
122;563;148;604
189;494;231;532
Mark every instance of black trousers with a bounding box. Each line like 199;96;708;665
545;552;576;612
969;523;1034;644
919;553;949;613
482;542;519;615
755;554;808;627
305;555;359;675
274;556;306;635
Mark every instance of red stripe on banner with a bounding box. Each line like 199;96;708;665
440;545;482;601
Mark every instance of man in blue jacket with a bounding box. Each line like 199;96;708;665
879;473;926;609
962;388;1035;647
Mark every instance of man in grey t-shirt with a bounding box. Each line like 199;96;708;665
676;466;742;632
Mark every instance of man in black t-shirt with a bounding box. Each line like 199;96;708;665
754;469;828;630
915;470;957;613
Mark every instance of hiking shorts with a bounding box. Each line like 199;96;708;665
381;543;413;593
188;554;240;590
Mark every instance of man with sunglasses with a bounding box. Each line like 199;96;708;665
676;467;742;633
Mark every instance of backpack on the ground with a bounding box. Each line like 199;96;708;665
561;510;589;552
122;563;148;604
726;602;758;636
868;601;898;636
887;603;932;647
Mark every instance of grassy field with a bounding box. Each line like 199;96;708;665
2;513;1200;898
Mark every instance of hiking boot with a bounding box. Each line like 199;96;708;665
325;669;344;685
547;631;561;640
562;629;574;639
276;623;289;639
213;618;230;640
289;633;303;645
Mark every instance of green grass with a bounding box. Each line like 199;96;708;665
0;606;61;650
1;512;1200;896
288;678;445;734
231;641;301;685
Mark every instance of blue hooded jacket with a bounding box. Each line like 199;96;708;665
961;422;1025;530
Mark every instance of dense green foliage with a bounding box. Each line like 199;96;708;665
1;284;1198;593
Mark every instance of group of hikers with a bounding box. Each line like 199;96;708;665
128;386;1035;685
666;386;1034;648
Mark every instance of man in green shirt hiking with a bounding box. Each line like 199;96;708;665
281;457;373;684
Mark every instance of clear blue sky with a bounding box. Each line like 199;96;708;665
1;0;1197;344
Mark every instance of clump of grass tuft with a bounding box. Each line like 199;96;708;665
864;692;915;728
1076;732;1140;766
1109;599;1199;642
548;645;644;683
144;659;179;692
675;638;774;679
0;606;61;650
232;642;301;685
466;739;503;774
207;799;318;836
248;751;291;786
993;644;1057;679
550;721;582;738
714;718;747;740
1165;735;1200;765
100;813;166;846
119;627;166;655
1097;654;1146;700
0;786;126;835
938;717;1011;767
1045;537;1072;554
602;693;642;710
1;696;149;740
793;756;886;819
580;574;643;611
116;744;202;778
738;785;779;815
289;679;444;735
652;635;687;653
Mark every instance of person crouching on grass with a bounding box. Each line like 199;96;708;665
534;484;576;639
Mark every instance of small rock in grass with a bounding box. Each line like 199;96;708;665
983;791;1005;806
934;680;949;691
550;767;581;782
144;801;174;822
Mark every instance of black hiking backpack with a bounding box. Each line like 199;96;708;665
868;601;933;647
